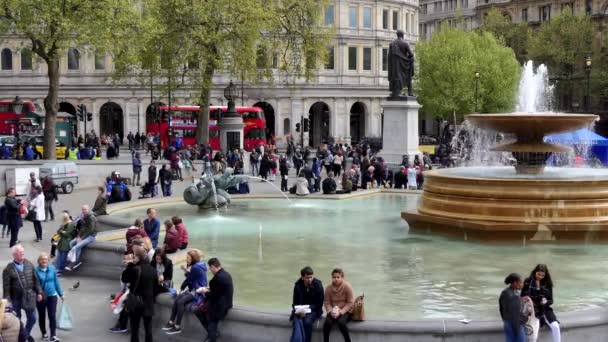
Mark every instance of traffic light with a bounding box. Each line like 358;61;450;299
76;104;84;121
303;118;309;132
87;112;92;121
295;123;301;132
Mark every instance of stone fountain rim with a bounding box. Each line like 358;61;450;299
466;112;597;118
426;167;608;183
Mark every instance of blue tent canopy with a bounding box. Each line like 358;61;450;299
546;128;608;165
546;128;608;146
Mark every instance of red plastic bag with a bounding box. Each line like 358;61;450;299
19;201;28;217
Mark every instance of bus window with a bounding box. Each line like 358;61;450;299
210;129;219;139
210;109;221;120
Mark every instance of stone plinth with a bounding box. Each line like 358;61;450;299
379;99;422;164
219;115;245;152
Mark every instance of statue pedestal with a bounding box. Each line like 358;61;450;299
379;99;422;165
219;115;245;152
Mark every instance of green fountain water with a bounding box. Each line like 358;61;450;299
114;194;608;320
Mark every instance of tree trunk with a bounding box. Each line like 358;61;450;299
195;59;215;146
43;58;60;159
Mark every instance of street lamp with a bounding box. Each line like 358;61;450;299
474;69;480;113
12;96;24;114
585;56;591;112
224;80;238;117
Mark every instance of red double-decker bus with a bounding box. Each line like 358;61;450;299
0;99;37;135
146;105;266;151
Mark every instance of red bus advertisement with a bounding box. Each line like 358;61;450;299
146;105;266;151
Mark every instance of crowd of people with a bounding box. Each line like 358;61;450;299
246;141;434;196
106;205;232;342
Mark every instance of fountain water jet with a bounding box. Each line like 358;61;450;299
516;61;553;113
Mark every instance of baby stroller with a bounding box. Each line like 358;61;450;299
139;181;156;199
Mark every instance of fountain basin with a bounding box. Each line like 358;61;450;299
403;167;608;241
466;113;596;137
466;113;596;174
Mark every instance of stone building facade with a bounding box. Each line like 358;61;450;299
0;0;419;148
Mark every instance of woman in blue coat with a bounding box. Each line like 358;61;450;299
35;253;64;342
162;249;208;335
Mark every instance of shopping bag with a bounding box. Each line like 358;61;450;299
351;294;366;321
66;248;77;264
19;202;28;217
57;302;74;331
111;289;129;315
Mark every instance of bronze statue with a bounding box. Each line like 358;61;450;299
388;30;415;99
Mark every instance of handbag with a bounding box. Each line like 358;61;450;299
351;294;366;321
125;266;144;312
24;208;36;222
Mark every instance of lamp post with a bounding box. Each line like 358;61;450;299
12;96;24;114
474;69;480;113
585;56;591;112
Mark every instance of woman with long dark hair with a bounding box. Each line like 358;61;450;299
522;264;561;342
499;273;526;342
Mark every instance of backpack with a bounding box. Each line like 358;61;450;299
111;184;122;202
123;185;132;201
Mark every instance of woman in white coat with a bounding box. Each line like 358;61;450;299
295;172;310;196
30;185;46;242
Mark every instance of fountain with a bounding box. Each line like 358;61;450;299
403;61;608;242
183;168;249;209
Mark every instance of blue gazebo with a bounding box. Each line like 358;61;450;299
546;128;608;165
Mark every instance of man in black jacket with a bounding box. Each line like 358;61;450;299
4;188;22;247
290;266;324;342
196;258;233;342
121;247;158;342
3;244;43;341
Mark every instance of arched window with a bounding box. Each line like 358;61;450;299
67;48;80;70
21;48;32;70
1;48;13;70
95;52;105;70
283;118;291;135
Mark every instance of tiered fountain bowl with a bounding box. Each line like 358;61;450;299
402;112;608;242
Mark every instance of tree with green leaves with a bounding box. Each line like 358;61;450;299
0;0;136;159
528;8;594;78
416;25;520;122
527;8;596;111
113;0;331;146
479;8;530;63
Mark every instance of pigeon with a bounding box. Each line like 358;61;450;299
70;281;80;291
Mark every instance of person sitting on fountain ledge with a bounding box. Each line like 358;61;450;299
323;268;355;342
322;172;338;195
195;257;233;342
290;266;324;342
521;264;561;342
143;208;160;249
